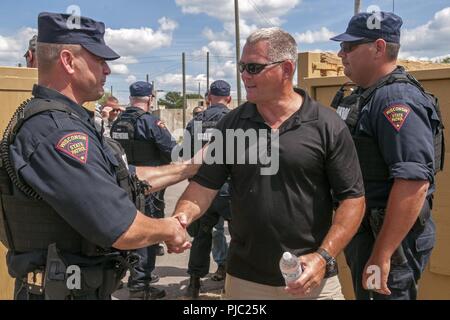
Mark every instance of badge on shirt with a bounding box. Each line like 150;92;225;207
55;133;89;164
156;120;166;129
383;104;411;132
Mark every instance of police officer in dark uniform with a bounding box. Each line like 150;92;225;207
330;12;444;300
184;80;232;299
0;12;193;300
111;81;176;299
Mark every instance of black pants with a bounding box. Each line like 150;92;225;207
187;196;231;278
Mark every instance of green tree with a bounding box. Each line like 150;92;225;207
158;91;183;109
186;93;203;99
158;92;204;109
442;57;450;64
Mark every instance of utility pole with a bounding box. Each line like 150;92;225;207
393;0;395;12
182;52;186;129
146;74;149;83
234;0;242;106
152;81;157;110
206;51;210;93
354;0;361;15
110;85;113;96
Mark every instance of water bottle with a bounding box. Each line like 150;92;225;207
279;252;302;285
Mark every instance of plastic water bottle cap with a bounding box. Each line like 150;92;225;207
283;252;292;260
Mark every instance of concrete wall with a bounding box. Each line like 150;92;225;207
155;98;240;142
301;60;450;299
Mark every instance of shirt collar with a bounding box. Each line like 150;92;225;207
32;84;92;122
240;87;318;125
208;103;228;110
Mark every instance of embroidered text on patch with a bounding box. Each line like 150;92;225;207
383;105;411;132
55;133;89;164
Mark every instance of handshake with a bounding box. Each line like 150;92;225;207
162;213;192;254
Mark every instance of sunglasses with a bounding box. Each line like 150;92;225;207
238;60;285;75
340;39;375;53
110;109;121;113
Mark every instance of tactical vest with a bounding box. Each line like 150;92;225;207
0;99;145;255
188;106;229;158
110;109;160;166
331;71;445;182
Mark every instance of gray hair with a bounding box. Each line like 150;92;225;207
386;42;400;61
246;27;298;65
130;96;151;104
36;42;82;71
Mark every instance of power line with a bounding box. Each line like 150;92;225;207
247;0;276;27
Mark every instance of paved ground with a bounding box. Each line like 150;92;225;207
112;181;228;300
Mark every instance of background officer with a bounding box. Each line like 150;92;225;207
0;12;192;300
330;11;444;300
111;81;176;299
184;80;232;299
24;35;38;68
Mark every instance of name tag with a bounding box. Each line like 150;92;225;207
336;106;351;121
112;132;129;140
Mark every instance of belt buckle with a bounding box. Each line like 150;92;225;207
26;269;45;295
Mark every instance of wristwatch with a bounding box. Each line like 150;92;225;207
316;248;338;277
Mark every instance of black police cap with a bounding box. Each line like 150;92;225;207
331;11;402;43
130;81;154;97
37;12;120;60
209;80;231;97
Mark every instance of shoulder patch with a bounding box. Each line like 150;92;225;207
55;132;89;164
383;104;411;132
156;120;166;129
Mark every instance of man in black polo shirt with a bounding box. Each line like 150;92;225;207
170;27;365;299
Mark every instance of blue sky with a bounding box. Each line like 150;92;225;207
1;0;449;103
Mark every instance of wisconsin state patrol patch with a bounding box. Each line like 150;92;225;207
55;133;89;164
383;104;411;132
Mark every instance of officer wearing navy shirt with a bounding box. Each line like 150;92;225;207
184;80;232;299
111;81;176;299
330;12;444;300
0;12;193;300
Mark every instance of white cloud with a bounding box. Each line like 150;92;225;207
207;41;234;57
126;75;137;84
0;27;37;66
294;27;335;44
224;19;259;40
176;0;300;25
192;46;210;58
211;60;236;79
400;7;450;60
116;56;139;64
110;63;130;75
156;73;209;92
105;17;178;57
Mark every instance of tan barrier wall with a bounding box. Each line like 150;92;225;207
0;67;37;299
299;53;450;299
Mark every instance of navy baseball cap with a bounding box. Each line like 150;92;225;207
130;81;154;97
330;11;403;43
37;12;120;60
209;80;231;97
